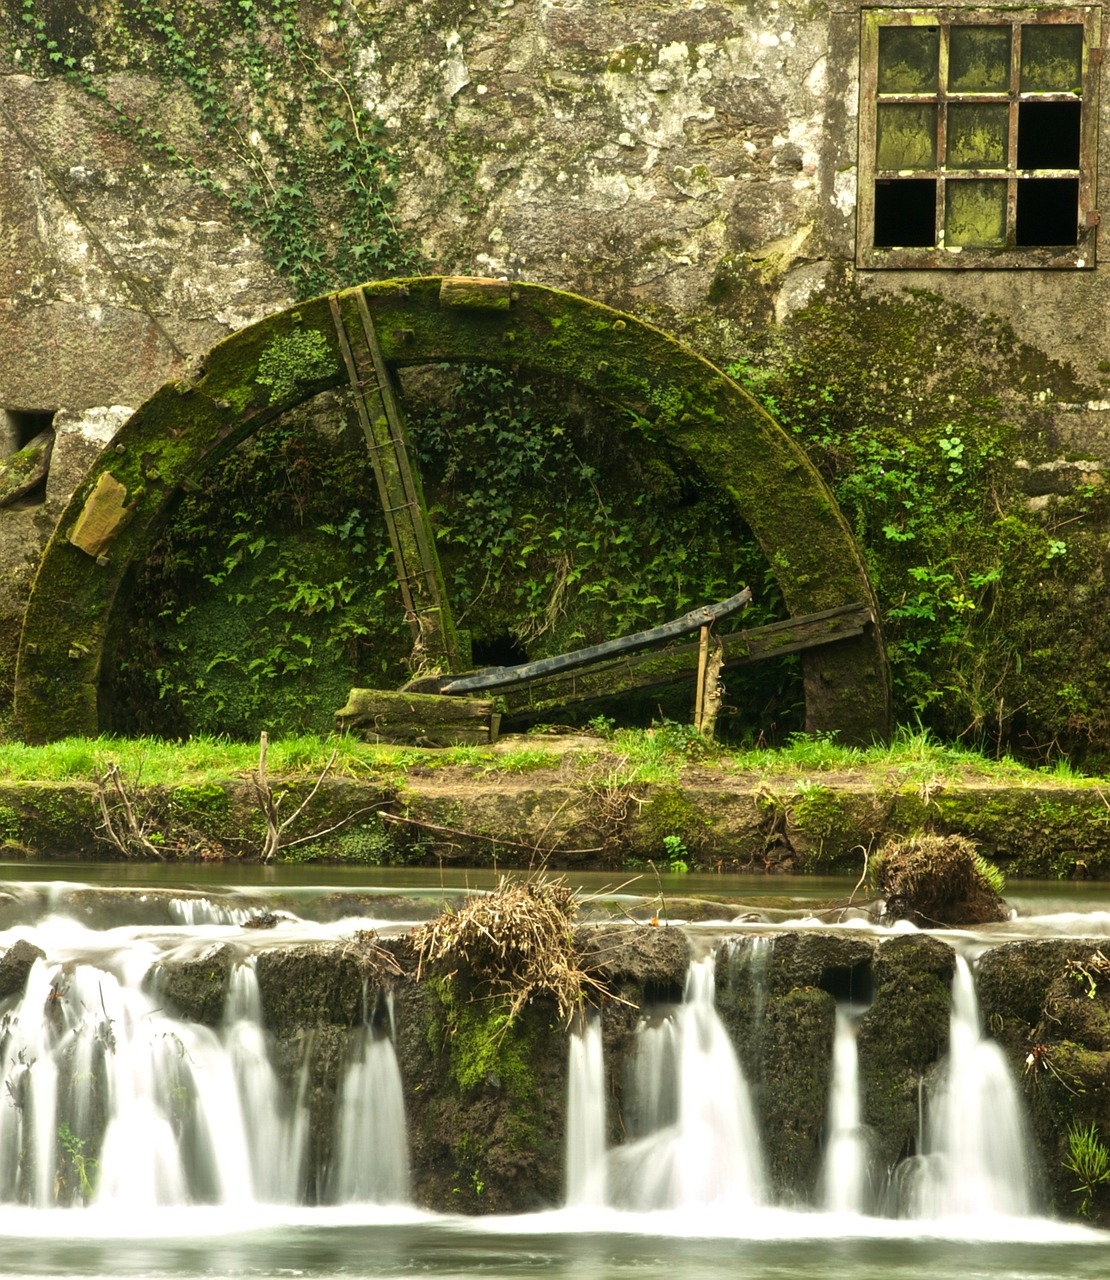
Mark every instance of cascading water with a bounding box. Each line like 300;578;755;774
602;955;765;1211
819;1004;870;1215
0;925;410;1209
565;1013;606;1207
329;989;410;1204
893;952;1036;1219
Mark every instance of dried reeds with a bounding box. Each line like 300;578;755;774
412;873;608;1024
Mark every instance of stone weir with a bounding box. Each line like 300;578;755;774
1;914;1110;1224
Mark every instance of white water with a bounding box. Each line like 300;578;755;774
892;953;1035;1219
820;1005;870;1215
573;956;765;1212
565;1014;606;1207
330;992;410;1204
0;882;1079;1280
0;940;408;1209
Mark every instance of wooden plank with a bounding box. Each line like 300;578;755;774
329;292;458;669
438;277;513;309
493;603;873;718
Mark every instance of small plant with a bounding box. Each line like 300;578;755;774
1064;1121;1110;1217
1066;949;1110;1000
58;1122;97;1202
663;833;689;873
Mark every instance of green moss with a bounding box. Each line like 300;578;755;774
636;786;711;861
790;785;862;866
256;330;334;405
428;977;537;1100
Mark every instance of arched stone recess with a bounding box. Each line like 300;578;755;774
14;278;891;744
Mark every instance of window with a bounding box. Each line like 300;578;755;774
858;8;1100;267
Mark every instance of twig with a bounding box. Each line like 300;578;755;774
375;809;604;857
254;730;340;862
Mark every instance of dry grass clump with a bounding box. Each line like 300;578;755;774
412;873;607;1023
872;832;1007;927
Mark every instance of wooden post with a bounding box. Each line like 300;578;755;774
694;623;711;732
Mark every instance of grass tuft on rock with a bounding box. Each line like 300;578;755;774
872;832;1008;927
412;873;608;1024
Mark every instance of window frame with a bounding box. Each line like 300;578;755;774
857;6;1101;269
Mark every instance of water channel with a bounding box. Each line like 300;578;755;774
1;863;1108;1280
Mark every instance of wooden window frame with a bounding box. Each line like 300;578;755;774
858;7;1100;268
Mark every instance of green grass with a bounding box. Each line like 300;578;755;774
0;725;1103;788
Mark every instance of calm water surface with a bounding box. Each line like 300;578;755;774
0;1208;1106;1280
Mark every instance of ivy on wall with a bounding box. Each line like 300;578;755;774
11;0;420;297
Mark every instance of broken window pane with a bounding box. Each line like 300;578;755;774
1015;177;1079;244
878;26;940;93
947;104;1009;169
945;179;1007;246
877;104;938;170
1017;100;1082;168
949;25;1011;93
1020;24;1083;93
874;178;938;246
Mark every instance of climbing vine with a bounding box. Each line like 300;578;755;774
9;0;420;297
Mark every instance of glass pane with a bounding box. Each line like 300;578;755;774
949;26;1011;93
947;104;1009;169
878;26;939;93
1020;24;1083;94
877;104;937;170
944;179;1007;247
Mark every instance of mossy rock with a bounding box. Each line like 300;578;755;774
857;934;954;1169
575;921;691;1001
148;943;236;1025
392;975;567;1214
255;940;394;1033
0;938;45;1000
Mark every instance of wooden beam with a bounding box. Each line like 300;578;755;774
329;291;458;669
493;603;873;719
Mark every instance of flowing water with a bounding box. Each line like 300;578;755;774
819;1004;869;1214
1;869;1108;1279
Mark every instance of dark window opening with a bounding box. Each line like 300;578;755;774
1017;100;1082;169
818;961;875;1005
874;179;937;247
3;407;56;455
1016;177;1079;245
1;408;56;508
470;631;529;668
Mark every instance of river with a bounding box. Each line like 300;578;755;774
1;865;1108;1280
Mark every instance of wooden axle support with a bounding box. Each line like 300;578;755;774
336;602;873;746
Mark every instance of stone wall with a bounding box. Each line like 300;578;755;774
2;0;1109;750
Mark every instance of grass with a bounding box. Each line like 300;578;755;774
0;726;1103;788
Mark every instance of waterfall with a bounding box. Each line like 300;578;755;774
896;953;1035;1219
819;1005;870;1214
608;956;765;1211
329;991;410;1204
0;944;410;1208
565;1013;606;1207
